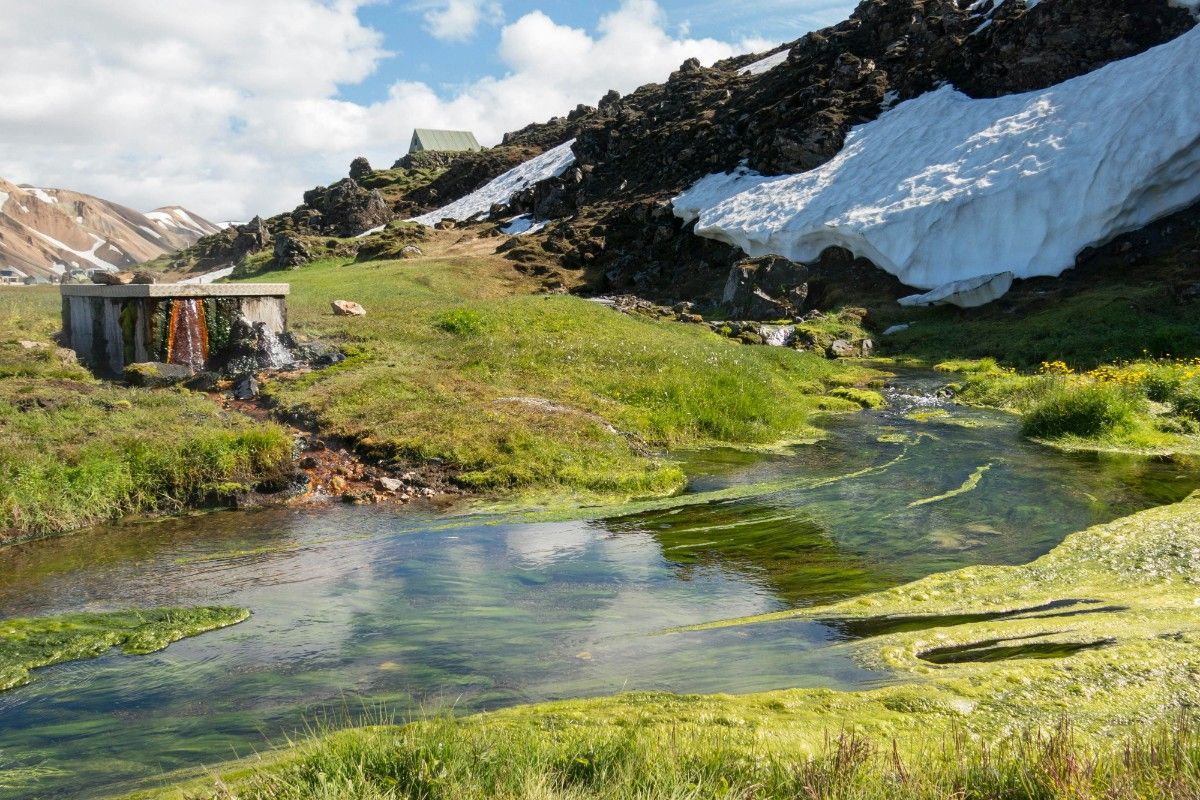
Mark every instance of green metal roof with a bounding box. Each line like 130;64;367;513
409;128;482;154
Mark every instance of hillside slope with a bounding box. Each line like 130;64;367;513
0;179;218;281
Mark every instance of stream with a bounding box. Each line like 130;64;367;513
1;372;1197;799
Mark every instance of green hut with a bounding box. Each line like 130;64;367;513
408;128;482;154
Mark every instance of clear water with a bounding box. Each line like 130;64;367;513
0;372;1196;799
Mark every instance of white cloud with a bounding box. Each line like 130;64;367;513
0;0;809;222
421;0;504;42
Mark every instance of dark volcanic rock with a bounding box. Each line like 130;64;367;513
349;156;373;181
722;257;811;320
273;233;312;269
301;179;391;237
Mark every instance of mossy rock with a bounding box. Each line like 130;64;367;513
123;362;193;388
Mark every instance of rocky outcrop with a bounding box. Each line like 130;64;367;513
301;179;391;237
492;0;1194;304
273;233;312;269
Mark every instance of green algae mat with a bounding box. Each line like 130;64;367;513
0;607;249;692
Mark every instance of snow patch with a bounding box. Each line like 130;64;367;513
137;224;163;240
355;224;386;239
0;191;8;209
30;230;113;270
500;215;549;236
674;27;1200;302
739;48;790;76
27;187;57;204
898;272;1014;308
411;140;577;226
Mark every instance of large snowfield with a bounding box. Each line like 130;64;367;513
674;25;1200;301
411;140;577;226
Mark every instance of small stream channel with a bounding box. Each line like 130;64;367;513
1;370;1197;799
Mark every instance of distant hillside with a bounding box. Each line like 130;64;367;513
0;178;219;281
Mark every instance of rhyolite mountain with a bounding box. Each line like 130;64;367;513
0;178;219;281
168;0;1199;318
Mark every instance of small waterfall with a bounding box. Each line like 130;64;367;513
166;299;209;371
259;328;295;370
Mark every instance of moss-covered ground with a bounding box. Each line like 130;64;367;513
127;492;1200;799
252;242;876;502
0;289;293;541
0;606;248;691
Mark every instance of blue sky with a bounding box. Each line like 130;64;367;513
344;0;853;105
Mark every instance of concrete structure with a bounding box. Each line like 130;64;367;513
0;266;28;285
61;283;289;376
408;128;482;154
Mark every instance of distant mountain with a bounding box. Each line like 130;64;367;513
0;178;219;281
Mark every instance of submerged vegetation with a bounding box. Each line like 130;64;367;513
136;491;1200;799
255;251;876;501
0;289;293;540
0;607;248;691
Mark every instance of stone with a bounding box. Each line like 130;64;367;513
827;339;858;359
331;300;367;317
18;340;47;349
299;455;320;469
374;477;404;493
400;245;424;258
124;361;194;387
329;475;348;494
232;375;260;400
130;270;158;285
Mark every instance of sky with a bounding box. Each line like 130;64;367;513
0;0;855;222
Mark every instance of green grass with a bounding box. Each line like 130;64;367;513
0;288;294;540
255;255;875;502
937;358;1200;455
0;607;249;691
131;713;1200;800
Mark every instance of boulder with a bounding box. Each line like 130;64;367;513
124;362;194;387
827;339;859;359
722;256;810;320
349;156;373;181
374;477;404;493
331;300;367;317
130;270;158;284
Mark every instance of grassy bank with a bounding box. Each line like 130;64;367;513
130;492;1200;799
936;357;1200;455
254;248;875;501
0;289;293;541
878;263;1200;370
1;606;248;691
